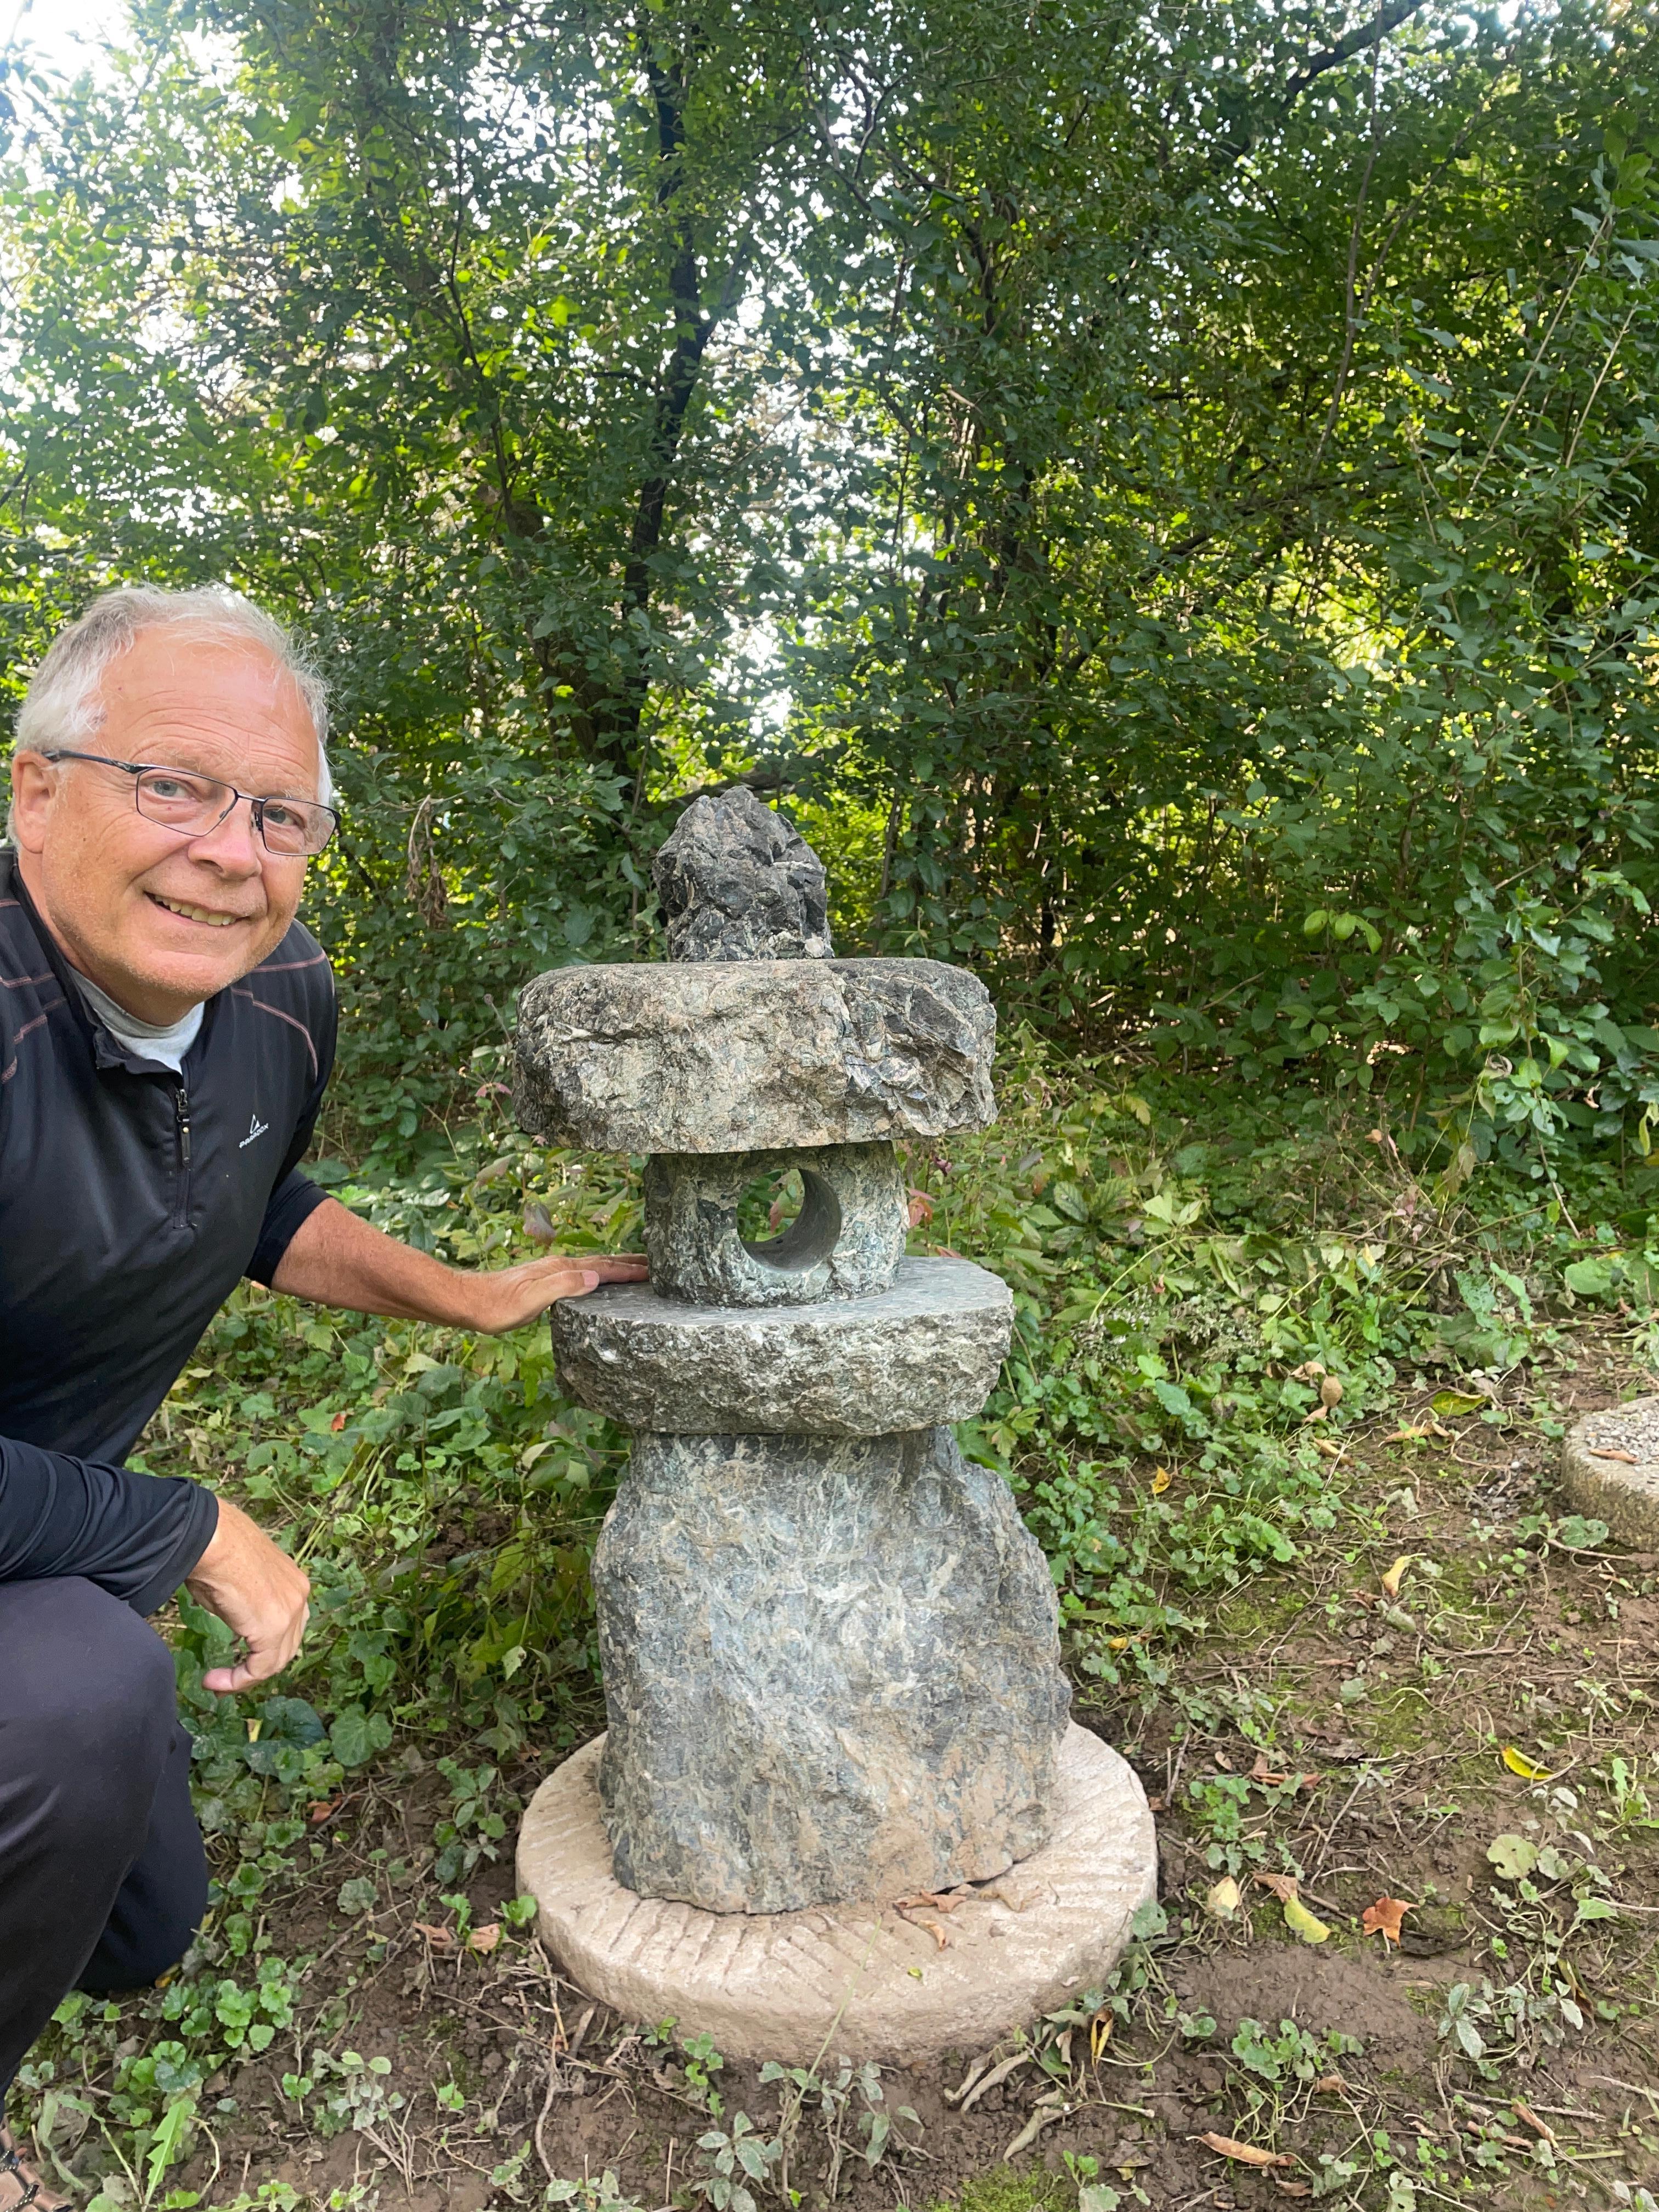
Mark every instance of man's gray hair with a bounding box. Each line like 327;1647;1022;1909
15;585;334;805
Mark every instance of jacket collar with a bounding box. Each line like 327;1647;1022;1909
0;847;213;1077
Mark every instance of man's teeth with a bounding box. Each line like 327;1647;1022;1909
155;896;241;928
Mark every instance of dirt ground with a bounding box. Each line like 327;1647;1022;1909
36;1327;1659;2212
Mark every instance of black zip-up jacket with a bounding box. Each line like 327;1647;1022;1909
0;849;336;1612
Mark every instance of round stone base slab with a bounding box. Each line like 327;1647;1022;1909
516;1722;1157;2067
1562;1395;1659;1545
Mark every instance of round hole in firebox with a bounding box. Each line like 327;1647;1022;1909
737;1166;842;1273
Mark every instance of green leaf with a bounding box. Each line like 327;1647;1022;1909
143;2094;195;2209
1554;1515;1609;1550
329;1706;392;1770
1487;1834;1538;1881
1431;1389;1488;1417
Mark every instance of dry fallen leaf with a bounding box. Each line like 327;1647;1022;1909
1431;1386;1489;1417
1206;1875;1244;1919
329;1410;348;1432
1002;2091;1067;2160
1589;1447;1640;1464
522;1201;557;1244
414;1922;457;1950
1149;1466;1173;1494
1312;2073;1347;2094
1511;2100;1556;2142
1319;1374;1344;1409
467;1923;503;1954
905;1188;934;1228
1273;2183;1312;2200
1385;1424;1430;1443
1380;1554;1412;1599
1254;1870;1300;1904
1195;2132;1294;2169
954;2051;1029;2111
1502;1745;1551;1781
1250;1752;1321;1789
1300;1402;1329;1424
1361;1895;1414;1947
1284;1895;1331;1945
895;1901;952;1948
1289;1360;1328;1382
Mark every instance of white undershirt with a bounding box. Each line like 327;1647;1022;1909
74;972;204;1075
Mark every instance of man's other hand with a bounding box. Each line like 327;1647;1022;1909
456;1250;649;1334
185;1498;311;1695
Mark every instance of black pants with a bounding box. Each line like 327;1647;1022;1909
0;1578;207;2098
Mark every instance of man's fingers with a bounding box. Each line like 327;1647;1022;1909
201;1647;295;1695
201;1608;309;1696
569;1256;649;1285
543;1256;648;1301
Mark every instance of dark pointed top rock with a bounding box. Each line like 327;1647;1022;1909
653;788;833;963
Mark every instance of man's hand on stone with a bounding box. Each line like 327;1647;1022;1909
453;1251;649;1334
186;1498;312;1695
270;1196;646;1332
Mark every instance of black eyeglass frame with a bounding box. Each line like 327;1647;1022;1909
40;747;339;857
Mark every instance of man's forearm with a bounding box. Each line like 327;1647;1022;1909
269;1195;648;1333
0;1431;217;1615
270;1197;490;1324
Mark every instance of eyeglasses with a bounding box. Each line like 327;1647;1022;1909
41;749;339;858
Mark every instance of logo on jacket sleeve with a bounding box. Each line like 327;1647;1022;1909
239;1112;270;1149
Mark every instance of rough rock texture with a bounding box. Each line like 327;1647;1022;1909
1562;1396;1659;1545
644;1142;906;1308
591;1424;1070;1912
514;958;995;1155
550;1256;1012;1434
517;1723;1157;2064
653;790;833;963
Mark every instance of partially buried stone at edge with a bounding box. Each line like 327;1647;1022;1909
594;1424;1071;1914
653;787;833;964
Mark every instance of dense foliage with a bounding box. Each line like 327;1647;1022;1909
3;0;1659;1185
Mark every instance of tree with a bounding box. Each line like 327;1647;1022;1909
3;0;1658;1173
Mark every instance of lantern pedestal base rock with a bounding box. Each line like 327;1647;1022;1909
516;1723;1158;2067
592;1424;1069;1915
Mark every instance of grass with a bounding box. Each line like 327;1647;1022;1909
10;1045;1659;2210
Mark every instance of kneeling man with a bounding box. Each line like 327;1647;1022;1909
0;586;644;2208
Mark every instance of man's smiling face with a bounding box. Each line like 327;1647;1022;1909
10;626;324;1024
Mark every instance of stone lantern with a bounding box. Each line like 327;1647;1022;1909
513;792;1155;2063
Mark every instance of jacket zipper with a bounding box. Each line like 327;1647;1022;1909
174;1081;193;1226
